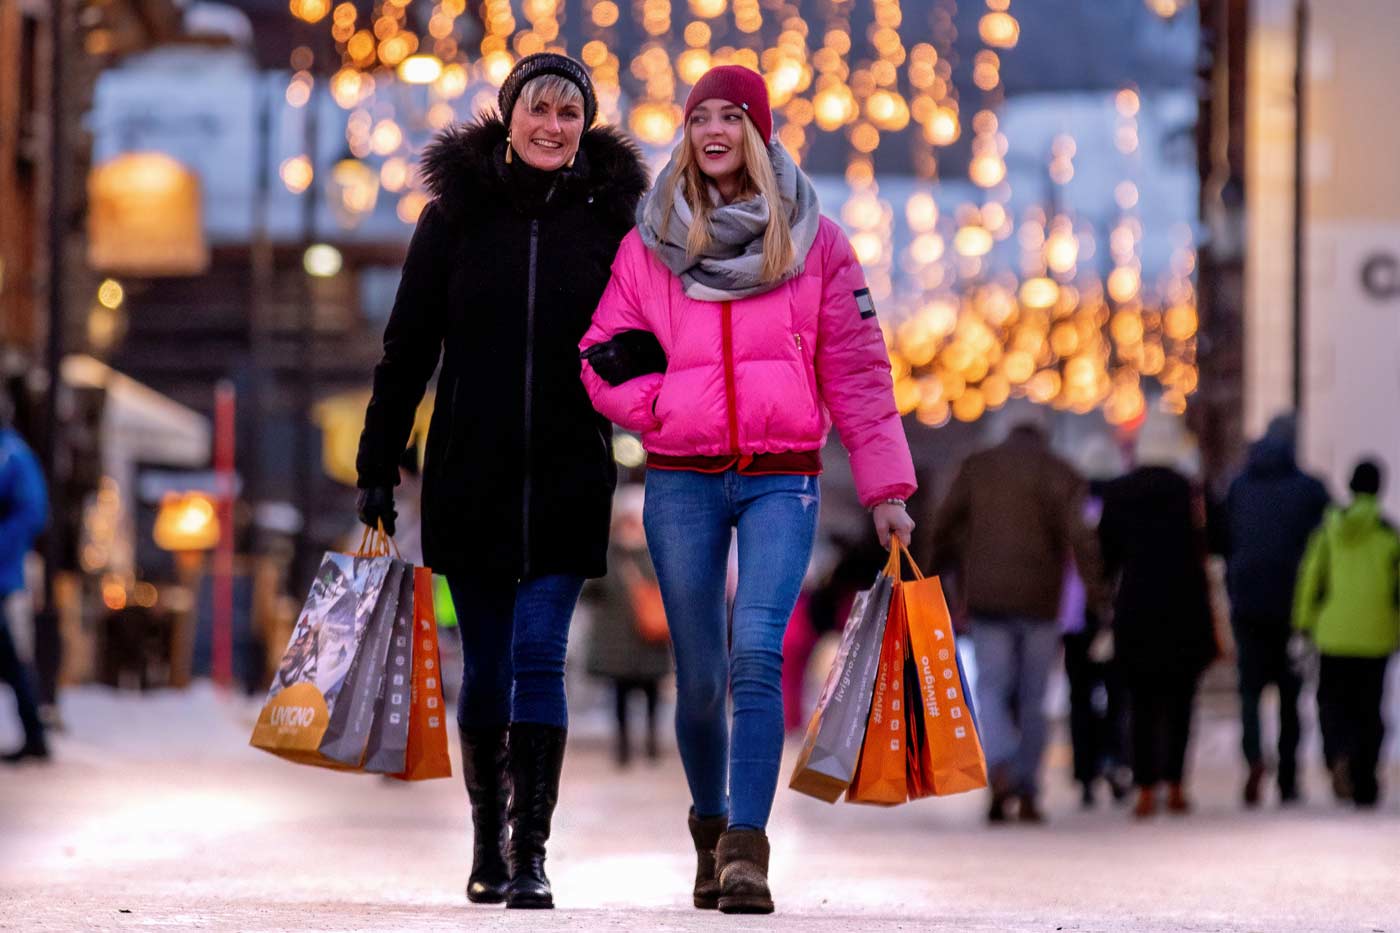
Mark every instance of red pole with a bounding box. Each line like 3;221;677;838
213;381;236;689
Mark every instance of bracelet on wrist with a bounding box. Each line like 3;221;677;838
872;498;907;511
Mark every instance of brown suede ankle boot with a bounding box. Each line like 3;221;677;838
715;828;774;914
687;810;727;910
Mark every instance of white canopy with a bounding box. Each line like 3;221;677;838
62;353;211;469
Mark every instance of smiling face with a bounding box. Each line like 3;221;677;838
687;98;748;191
508;78;585;172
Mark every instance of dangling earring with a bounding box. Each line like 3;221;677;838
505;134;513;164
566;152;576;169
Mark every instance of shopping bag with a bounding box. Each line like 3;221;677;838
894;541;988;798
622;560;669;645
391;567;452;781
251;529;400;770
319;559;405;766
846;583;910;805
788;547;898;803
363;566;416;774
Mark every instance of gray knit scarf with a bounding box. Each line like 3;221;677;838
636;141;822;302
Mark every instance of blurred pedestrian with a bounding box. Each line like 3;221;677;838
930;405;1104;824
1218;414;1329;807
581;65;916;914
355;53;648;910
1063;435;1130;808
1098;413;1217;819
0;398;48;765
1293;460;1399;809
585;486;672;768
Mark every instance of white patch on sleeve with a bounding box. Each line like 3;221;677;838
855;287;877;320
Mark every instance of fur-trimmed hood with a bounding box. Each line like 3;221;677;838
419;115;648;229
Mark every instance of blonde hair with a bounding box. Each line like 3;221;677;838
660;115;794;283
517;75;585;115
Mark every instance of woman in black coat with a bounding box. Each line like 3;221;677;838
355;54;648;910
1096;421;1219;820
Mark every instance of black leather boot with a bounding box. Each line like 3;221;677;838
688;809;727;909
505;722;567;909
459;727;510;904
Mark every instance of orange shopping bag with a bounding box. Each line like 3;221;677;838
846;582;910;806
390;567;452;781
895;541;988;798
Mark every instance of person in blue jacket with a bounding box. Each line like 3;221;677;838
0;397;49;763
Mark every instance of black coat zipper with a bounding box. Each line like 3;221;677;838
521;180;557;581
522;218;539;579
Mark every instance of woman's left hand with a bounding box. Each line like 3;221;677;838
873;501;915;548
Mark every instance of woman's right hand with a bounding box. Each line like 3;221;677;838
872;500;915;549
356;485;397;536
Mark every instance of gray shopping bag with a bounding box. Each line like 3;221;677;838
363;565;416;774
251;551;398;769
789;570;895;802
319;559;406;766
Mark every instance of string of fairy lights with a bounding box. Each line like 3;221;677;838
283;0;1199;427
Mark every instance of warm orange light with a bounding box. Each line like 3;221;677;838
1108;266;1142;303
953;387;986;423
483;50;516;87
290;0;330;24
1046;227;1079;275
397;191;428;224
969;153;1006;188
1116;88;1141;117
814;85;857;131
1003;350;1036;385
954;225;994;258
1027;370;1062;404
979;12;1020;48
893;377;921;416
866;90;910;132
1164;304;1199;341
909;233;944;266
154;493;220;552
850;231;884;265
1019;277;1059;310
398;54;444;85
630;102;681;145
280;155;314;194
925;107;960;146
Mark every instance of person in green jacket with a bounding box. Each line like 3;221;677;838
1293;460;1400;807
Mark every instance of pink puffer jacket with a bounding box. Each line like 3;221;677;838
580;216;916;507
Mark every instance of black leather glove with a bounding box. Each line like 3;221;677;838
581;329;667;387
356;485;397;537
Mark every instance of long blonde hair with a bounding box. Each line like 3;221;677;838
660;116;794;283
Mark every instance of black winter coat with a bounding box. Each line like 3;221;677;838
1219;436;1330;624
1097;466;1218;682
356;118;649;581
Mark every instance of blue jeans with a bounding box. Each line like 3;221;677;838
448;574;584;730
644;469;819;831
970;618;1061;797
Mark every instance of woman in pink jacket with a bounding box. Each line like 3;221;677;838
580;66;916;914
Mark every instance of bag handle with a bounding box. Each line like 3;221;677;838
882;538;926;582
354;522;402;560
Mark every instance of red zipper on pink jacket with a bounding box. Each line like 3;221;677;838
720;300;740;454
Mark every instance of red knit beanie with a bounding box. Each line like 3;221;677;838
683;65;773;143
